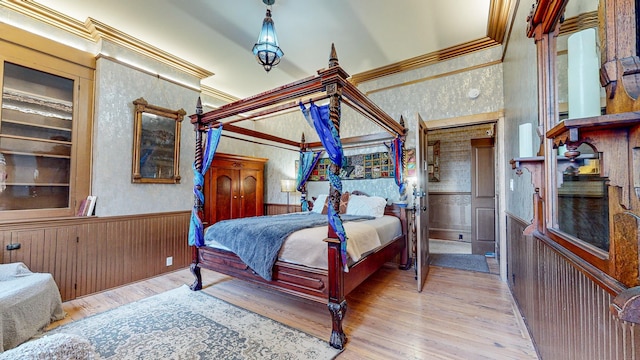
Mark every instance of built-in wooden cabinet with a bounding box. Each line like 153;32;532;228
0;23;94;220
204;153;267;225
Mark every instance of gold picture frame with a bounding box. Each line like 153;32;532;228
131;98;185;184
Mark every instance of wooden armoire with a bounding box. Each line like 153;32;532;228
204;153;267;225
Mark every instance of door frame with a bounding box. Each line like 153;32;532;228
420;112;507;281
415;114;430;291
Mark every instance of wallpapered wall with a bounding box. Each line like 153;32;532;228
93;50;199;216
502;2;539;223
359;46;504;149
427;124;495;193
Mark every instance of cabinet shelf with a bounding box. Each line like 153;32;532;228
5;182;70;187
1;118;72;132
547;112;640;139
0;149;71;159
2;87;72;120
0;133;71;145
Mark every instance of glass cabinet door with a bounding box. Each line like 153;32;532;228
0;62;74;210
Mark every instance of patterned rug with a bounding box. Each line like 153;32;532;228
430;253;490;273
48;285;341;359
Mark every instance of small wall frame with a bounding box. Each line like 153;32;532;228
427;140;440;182
132;98;185;184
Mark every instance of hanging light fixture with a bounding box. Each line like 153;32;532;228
252;0;284;72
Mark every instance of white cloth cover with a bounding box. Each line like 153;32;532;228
0;262;65;352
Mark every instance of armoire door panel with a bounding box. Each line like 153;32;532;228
214;170;235;222
241;171;260;218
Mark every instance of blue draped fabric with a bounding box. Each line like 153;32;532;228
300;101;349;270
300;102;343;166
389;137;405;196
296;150;323;211
188;126;223;247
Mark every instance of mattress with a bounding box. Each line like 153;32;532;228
205;215;402;270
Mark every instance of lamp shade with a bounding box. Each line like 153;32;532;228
280;179;296;192
252;9;284;72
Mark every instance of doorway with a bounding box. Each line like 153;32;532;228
426;123;497;260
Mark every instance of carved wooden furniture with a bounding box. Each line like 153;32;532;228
189;45;408;350
203;153;266;225
513;0;640;334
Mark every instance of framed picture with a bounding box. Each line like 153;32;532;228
427;140;440;182
131;98;185;184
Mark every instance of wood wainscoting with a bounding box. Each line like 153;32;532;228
428;192;472;241
265;203;302;215
0;211;190;301
506;213;639;359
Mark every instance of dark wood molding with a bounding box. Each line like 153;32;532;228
307;132;395;149
222;124;300;148
526;0;570;38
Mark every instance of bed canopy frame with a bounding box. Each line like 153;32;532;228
189;44;408;349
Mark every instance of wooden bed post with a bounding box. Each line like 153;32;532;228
322;43;348;350
299;133;308;210
189;97;204;291
398;116;411;270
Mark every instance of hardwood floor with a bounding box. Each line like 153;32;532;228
49;265;538;359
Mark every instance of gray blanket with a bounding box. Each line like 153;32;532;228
204;212;374;281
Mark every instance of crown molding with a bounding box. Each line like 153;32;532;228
351;0;513;85
1;0;213;79
558;11;598;36
350;37;501;85
85;18;212;79
1;0;92;40
201;85;239;103
364;59;502;96
487;0;513;43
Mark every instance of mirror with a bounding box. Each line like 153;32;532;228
556;0;603;122
555;143;609;251
132;98;184;184
550;0;610;253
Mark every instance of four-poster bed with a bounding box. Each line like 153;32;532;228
188;44;408;349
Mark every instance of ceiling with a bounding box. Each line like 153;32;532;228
33;0;501;100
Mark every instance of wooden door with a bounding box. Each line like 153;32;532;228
416;115;430;292
471;138;496;255
210;167;238;223
239;168;263;218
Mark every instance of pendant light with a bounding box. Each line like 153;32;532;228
252;0;284;72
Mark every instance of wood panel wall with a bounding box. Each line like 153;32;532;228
506;214;640;359
265;203;302;215
428;192;472;241
0;211;191;301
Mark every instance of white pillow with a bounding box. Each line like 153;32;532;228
346;195;386;218
311;194;328;213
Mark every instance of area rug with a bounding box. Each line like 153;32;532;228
430;253;489;273
47;285;341;359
